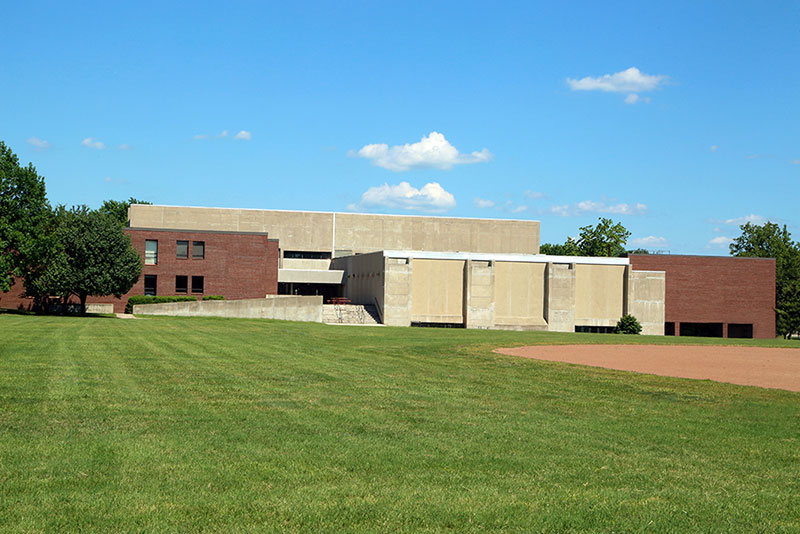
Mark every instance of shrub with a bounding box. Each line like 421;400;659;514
202;295;225;301
125;295;198;314
615;314;642;335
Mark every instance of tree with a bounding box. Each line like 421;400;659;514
730;222;800;338
0;141;51;292
576;218;631;257
615;314;642;335
99;197;151;226
28;206;142;313
540;239;580;256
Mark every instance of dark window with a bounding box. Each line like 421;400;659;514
284;250;331;260
175;275;188;294
191;276;204;294
145;240;158;265
144;275;157;296
728;323;753;339
679;322;723;338
176;240;189;259
192;241;205;259
665;322;675;336
575;325;616;334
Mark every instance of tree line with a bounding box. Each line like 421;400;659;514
1;141;146;313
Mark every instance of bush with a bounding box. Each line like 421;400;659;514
202;295;225;301
615;314;642;335
125;295;198;314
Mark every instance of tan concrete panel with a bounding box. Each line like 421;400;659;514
575;264;626;325
411;259;465;322
494;262;546;326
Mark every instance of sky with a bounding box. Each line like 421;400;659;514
3;1;798;254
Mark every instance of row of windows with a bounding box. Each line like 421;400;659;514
144;240;205;265
143;275;204;296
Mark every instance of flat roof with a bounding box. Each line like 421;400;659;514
381;250;630;266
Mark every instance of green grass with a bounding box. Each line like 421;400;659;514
1;314;798;533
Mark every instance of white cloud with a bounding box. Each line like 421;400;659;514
81;137;106;150
567;67;668;93
474;197;495;208
217;130;229;138
630;236;669;248
724;214;766;225
352;131;492;172
624;94;651;105
193;134;208;140
708;236;733;248
710;145;719;152
524;190;545;199
355;181;456;213
510;205;528;214
234;130;252;141
118;144;132;150
549;200;647;217
27;137;51;150
790;159;800;165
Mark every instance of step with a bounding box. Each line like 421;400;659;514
323;304;381;325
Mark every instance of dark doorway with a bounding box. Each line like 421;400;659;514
679;322;723;338
278;282;341;301
574;325;616;334
728;323;753;339
665;322;675;336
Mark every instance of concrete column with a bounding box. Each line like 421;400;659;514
545;263;576;332
463;259;495;329
627;269;666;336
382;257;412;326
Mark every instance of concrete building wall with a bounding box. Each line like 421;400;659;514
574;264;626;326
129;205;541;257
494;261;547;328
332;251;385;314
383;257;412;326
544;263;576;332
410;259;465;323
627;269;666;336
463;260;495;329
628;254;776;338
133;295;323;322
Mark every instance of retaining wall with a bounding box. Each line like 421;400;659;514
133;295;323;322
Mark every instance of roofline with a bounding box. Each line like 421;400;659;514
128;226;272;237
129;204;540;224
381;250;630;265
628;253;776;261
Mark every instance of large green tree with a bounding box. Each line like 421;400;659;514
730;222;800;338
540;218;632;257
27;206;142;313
0;142;51;292
99;197;151;226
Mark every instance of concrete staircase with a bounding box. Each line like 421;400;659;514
323;304;381;325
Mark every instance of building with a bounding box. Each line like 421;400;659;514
0;203;776;339
628;254;776;338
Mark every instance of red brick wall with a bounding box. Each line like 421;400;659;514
0;229;279;314
629;255;776;338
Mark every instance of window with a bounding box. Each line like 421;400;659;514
144;275;157;296
145;240;158;265
191;276;204;294
192;241;205;259
284;250;331;260
175;275;188;294
176;240;189;259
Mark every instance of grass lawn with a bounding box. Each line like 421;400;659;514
1;314;799;533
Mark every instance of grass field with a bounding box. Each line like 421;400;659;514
1;314;799;533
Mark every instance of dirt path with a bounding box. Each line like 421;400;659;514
494;344;800;392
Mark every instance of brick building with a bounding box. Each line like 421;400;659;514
628;254;776;338
0;227;279;314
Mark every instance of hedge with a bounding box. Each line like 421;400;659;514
125;295;198;314
202;295;225;301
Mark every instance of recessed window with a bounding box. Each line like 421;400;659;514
284;250;331;260
175;275;188;294
192;241;205;259
176;240;189;259
144;275;157;296
191;276;204;294
145;240;158;265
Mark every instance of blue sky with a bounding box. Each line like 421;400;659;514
3;1;798;254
